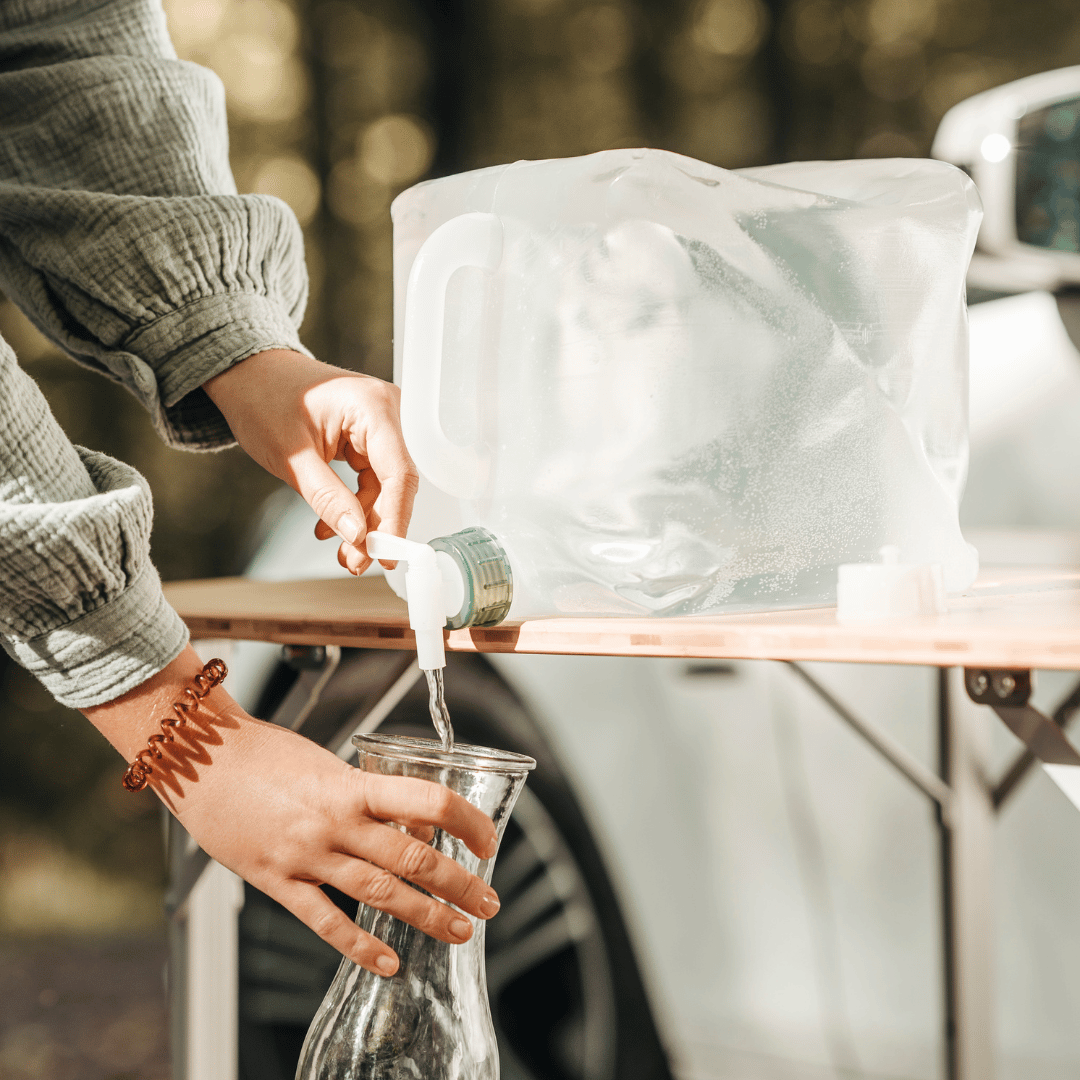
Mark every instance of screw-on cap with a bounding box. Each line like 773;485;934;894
429;527;513;629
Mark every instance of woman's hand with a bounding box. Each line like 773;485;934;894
83;647;500;976
203;350;419;575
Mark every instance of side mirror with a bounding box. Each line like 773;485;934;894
932;66;1080;292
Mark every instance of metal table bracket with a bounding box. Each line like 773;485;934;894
964;667;1080;811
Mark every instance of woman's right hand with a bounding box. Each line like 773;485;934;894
83;646;500;976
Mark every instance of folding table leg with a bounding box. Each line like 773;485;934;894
939;668;996;1080
788;662;996;1079
169;835;245;1080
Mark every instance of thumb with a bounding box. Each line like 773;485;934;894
289;448;367;547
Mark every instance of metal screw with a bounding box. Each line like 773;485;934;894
971;672;989;696
993;672;1017;699
282;644;328;670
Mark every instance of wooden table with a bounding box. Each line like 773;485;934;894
163;552;1080;1080
164;562;1080;671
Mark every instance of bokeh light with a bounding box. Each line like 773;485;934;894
358;114;436;186
249;155;322;225
861;0;938;46
160;0;228;54
692;0;770;58
980;132;1012;162
783;0;849;66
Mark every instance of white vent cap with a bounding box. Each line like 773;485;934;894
836;546;947;623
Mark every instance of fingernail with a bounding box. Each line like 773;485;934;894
484;836;499;859
375;953;398;976
338;515;362;545
479;892;500;918
449;917;472;941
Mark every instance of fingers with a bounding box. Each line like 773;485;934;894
314;459;376;544
353;410;418;543
342;821;499;920
338;540;372;576
306;378;417;570
290;448;369;553
277;879;399;976
324;852;488;944
356;468;382;522
357;772;499;860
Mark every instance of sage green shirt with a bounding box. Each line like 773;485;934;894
0;0;310;707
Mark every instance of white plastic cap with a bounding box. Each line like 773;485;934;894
366;532;456;670
836;546;948;624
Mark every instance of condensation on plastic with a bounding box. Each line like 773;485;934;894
392;148;982;619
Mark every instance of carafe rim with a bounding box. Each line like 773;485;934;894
353;732;536;773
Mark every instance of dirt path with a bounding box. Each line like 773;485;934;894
0;934;169;1080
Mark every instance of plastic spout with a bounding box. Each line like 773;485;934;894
365;532;449;670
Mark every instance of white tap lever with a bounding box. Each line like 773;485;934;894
365;532;447;671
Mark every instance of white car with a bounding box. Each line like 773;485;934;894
211;72;1080;1080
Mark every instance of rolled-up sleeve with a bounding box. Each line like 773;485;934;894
0;0;311;450
0;341;188;707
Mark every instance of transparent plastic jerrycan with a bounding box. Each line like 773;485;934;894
296;734;535;1080
391;148;982;620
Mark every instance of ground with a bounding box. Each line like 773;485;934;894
0;935;169;1080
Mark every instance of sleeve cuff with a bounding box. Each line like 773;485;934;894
3;561;190;709
122;292;315;450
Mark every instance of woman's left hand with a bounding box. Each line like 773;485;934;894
204;349;418;575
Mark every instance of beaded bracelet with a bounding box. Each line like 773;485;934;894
122;659;228;792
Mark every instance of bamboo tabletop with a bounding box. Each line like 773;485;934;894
163;555;1080;671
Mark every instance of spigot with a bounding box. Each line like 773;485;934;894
372;526;514;657
365;532;451;671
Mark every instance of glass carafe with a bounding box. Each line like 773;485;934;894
296;733;536;1080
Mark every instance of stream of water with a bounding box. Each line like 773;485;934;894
424;668;455;751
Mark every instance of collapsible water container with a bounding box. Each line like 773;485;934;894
390;148;981;621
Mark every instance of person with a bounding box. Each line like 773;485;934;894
0;0;500;976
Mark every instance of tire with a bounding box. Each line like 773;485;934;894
238;650;672;1080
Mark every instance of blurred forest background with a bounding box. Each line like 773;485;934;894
2;0;1080;1074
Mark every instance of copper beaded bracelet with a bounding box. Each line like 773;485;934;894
122;658;228;792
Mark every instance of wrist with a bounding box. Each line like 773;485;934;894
82;645;248;792
203;349;333;410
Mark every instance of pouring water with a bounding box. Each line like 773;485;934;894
425;668;454;751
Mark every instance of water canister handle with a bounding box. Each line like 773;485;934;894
400;212;502;500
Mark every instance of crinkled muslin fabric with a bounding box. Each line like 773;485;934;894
0;0;310;707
